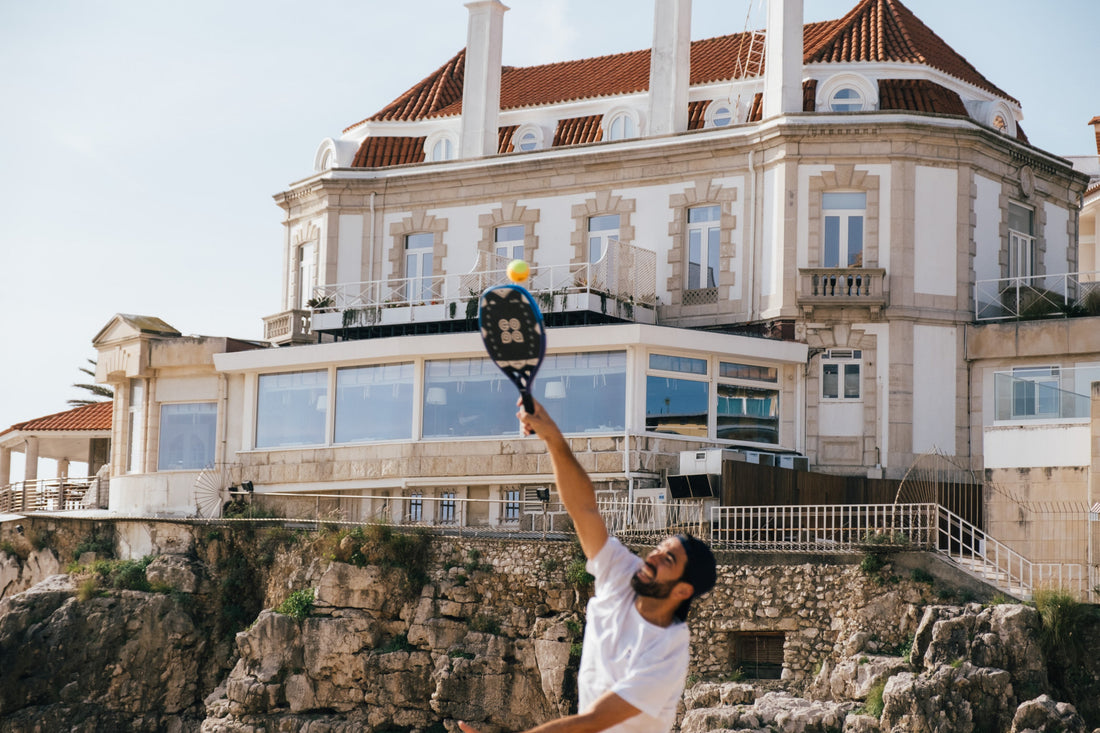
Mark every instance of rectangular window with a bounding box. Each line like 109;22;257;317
504;489;521;521
440;491;456;523
720;362;778;382
717;385;779;444
425;351;626;438
157;403;217;470
588;214;620;263
335;363;414;443
1008;202;1035;280
408;493;423;523
405;232;435;301
495;225;525;260
297;242;316;310
650;353;708;375
256;370;328;448
1010;366;1059;418
686;205;721;290
822;192;865;268
822;351;861;400
646;376;708;437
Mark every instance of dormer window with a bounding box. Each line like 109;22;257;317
604;108;640;141
817;74;877;113
706;99;740;128
425;131;458;162
514;124;544;152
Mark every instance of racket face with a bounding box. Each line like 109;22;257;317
478;285;546;395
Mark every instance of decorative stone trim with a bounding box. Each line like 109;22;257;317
569;191;635;265
476;202;541;263
665;180;740;306
387;211;449;285
806;165;880;269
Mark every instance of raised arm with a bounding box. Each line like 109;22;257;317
518;399;608;560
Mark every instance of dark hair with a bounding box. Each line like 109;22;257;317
673;533;717;622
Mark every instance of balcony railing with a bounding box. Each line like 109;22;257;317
309;238;657;330
262;309;313;346
0;477;97;513
991;366;1097;421
974;271;1100;321
797;268;887;313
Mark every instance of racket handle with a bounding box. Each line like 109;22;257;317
521;392;536;435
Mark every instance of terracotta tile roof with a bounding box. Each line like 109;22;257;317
1091;117;1100;155
803;79;818;112
804;0;1017;104
498;124;517;153
878;78;967;116
688;100;710;130
2;402;112;437
352;136;427;167
748;92;763;122
348;50;466;130
553;115;603;147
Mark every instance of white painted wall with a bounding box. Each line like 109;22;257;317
914;166;957;296
818;401;864;436
155;376;218;403
974;174;1001;284
858;164;891;272
430;204;489;276
761;167;779;297
912;325;956;453
1044;201;1070;274
518;194;588;267
984;424;1089;468
337;214;364;284
797;164;832;268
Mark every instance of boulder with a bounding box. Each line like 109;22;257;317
1009;694;1089;733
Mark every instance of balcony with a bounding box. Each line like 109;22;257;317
308;239;658;337
797;268;887;316
263;309;313;346
974;271;1100;321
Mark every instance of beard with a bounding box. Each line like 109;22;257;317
630;562;676;599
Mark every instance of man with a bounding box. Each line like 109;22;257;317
459;399;717;733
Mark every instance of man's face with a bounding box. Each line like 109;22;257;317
631;536;690;599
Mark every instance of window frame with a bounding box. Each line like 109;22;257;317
822;192;866;268
405;232;435;301
513;123;544;152
685;204;722;290
603;107;640;141
587;214;620;263
425;131;458;162
1008;201;1035;280
821;350;862;401
494;224;526;261
157;401;217;471
705;99;739;128
816;73;878;113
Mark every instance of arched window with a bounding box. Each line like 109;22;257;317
706;99;740;128
817;74;877;113
425;131;458;162
830;87;863;112
514;124;544;152
603;108;640;141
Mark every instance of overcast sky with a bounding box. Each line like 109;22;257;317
1;0;1096;480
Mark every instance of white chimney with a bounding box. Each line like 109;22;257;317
461;0;509;158
763;0;803;118
648;0;692;136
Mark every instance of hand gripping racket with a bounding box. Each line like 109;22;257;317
478;284;546;418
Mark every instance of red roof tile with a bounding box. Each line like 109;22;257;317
553;115;603;147
347;50;467;130
687;100;710;130
3;402;113;436
352;136;427;167
804;0;1016;104
498;124;517;153
878;78;967;116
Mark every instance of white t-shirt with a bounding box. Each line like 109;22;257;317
577;537;690;733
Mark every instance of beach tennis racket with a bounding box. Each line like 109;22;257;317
478;284;546;417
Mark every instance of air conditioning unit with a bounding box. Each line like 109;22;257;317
777;455;809;471
744;451;776;466
667;473;720;499
679;449;740;475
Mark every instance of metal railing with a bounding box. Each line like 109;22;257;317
0;477;96;513
309;238;658;319
974;270;1100;321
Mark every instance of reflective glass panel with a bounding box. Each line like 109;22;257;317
158;403;217;470
335;363;414;443
646;376;708;436
257;370;328;448
717;385;778;443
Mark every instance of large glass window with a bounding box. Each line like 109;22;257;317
424;351;626;438
536;351;626;433
335;363;414;443
823;192;865;268
588;214;620;263
717;385;778;443
405;232;434;301
127;379;144;473
1008;202;1034;280
158;403;217;470
687;205;721;290
495;225;525;260
647;353;709;436
256;370;328;448
1009;366;1059;419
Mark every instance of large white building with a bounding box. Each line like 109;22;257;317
86;0;1096;596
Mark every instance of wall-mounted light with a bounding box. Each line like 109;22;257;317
535;487;550;502
426;387;448;405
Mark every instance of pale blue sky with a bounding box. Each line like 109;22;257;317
0;0;1096;479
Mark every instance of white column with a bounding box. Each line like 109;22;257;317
23;437;39;482
57;458;70;479
460;1;509;158
648;0;692;136
763;0;803;118
0;448;10;487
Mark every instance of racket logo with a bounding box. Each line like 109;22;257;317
499;317;524;344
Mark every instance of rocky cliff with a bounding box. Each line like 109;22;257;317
0;519;1098;733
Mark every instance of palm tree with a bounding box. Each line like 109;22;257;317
69;358;113;407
